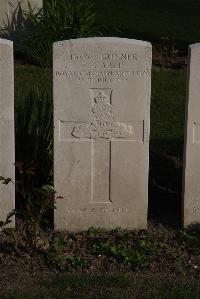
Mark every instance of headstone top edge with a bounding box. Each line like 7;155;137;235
0;38;13;46
189;43;200;50
53;37;152;48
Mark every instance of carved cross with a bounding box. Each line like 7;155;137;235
59;88;144;203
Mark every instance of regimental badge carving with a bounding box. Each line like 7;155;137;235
71;91;133;139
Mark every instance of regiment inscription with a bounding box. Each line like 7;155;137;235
54;37;152;231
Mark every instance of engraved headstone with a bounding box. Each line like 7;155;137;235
0;39;15;226
54;37;152;231
182;43;200;226
0;0;43;28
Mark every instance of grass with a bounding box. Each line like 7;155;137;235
94;0;200;45
4;274;200;298
15;65;52;106
151;68;186;156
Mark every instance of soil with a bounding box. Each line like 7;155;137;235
0;146;199;295
0;220;199;296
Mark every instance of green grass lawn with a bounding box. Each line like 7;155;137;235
94;0;200;45
15;66;52;105
151;68;186;156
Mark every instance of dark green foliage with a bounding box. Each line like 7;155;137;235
151;68;186;156
12;67;52;233
1;0;100;67
93;0;200;44
0;172;56;251
15;87;53;186
92;236;164;270
14;86;54;247
93;242;149;269
46;235;89;271
46;235;68;270
43;0;98;38
177;229;200;255
0;85;54;246
66;256;89;272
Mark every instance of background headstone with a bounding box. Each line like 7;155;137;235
182;43;200;227
54;37;152;231
0;38;15;226
0;0;43;28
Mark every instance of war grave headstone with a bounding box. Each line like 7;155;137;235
54;37;152;231
0;0;43;28
182;43;200;227
0;38;15;227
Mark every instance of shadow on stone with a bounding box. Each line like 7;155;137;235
149;139;183;228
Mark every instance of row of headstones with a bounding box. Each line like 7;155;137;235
0;37;199;231
0;0;43;28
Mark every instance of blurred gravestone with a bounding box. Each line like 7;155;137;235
54;37;152;231
183;43;200;227
0;0;43;28
0;38;15;226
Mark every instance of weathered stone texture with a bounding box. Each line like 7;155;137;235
183;43;200;227
54;37;151;231
0;38;15;227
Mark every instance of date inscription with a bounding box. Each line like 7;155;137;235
66;207;128;214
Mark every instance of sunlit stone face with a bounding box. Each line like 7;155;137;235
0;39;15;227
54;37;152;231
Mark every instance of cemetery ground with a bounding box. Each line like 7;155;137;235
0;0;200;297
0;65;199;298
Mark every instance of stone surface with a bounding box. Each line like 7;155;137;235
0;0;43;28
0;38;15;226
0;1;8;28
182;43;200;227
54;37;152;231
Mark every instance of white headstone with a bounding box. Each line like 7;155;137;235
0;0;43;28
0;1;8;28
183;43;200;227
54;37;152;231
0;38;15;227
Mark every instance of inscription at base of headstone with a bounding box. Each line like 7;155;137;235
54;37;152;231
0;39;15;227
182;43;200;227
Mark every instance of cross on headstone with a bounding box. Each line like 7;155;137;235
54;37;151;231
59;88;144;203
